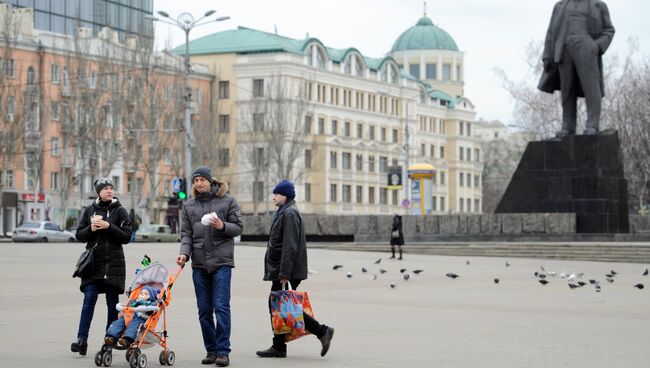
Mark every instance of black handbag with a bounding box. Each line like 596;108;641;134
73;243;97;278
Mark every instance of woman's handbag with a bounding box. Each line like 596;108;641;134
73;243;97;278
391;230;400;239
269;283;315;342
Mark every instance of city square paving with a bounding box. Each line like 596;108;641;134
1;241;648;368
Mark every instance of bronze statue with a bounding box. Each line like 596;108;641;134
538;0;614;137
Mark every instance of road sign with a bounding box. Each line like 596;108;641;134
172;178;180;192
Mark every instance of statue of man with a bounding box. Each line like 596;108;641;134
538;0;614;137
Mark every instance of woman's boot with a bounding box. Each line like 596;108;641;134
71;337;88;355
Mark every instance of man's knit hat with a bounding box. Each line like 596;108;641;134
273;180;295;199
192;166;212;182
94;177;114;194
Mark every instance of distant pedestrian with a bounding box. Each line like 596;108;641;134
129;208;139;242
71;177;132;356
256;180;335;359
390;214;404;260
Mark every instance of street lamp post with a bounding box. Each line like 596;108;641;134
403;99;411;213
147;10;230;194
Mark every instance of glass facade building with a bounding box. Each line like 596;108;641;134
2;0;154;43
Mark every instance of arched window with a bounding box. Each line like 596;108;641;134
307;44;327;69
27;66;35;85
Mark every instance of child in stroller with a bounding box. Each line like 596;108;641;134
94;261;182;368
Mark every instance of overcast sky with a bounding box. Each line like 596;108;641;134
153;0;648;124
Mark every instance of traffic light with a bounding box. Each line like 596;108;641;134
178;178;187;200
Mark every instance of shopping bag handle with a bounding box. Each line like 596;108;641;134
281;281;293;291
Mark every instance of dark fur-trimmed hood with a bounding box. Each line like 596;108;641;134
191;177;228;198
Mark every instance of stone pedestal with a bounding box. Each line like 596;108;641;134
495;131;629;233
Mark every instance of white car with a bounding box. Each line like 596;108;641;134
12;221;76;243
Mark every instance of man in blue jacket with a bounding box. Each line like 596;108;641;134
256;180;334;359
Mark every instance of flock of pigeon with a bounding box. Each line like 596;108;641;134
329;257;649;291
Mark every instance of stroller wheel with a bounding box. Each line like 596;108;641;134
158;351;167;365
137;353;147;368
125;350;131;363
94;351;103;366
166;351;175;366
102;351;112;367
128;350;138;368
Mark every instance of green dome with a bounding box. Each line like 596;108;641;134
391;16;459;52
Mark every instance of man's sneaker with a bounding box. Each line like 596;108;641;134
70;337;88;356
215;355;230;367
201;354;217;364
319;327;335;357
256;346;287;358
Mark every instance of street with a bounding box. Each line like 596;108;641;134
1;241;649;368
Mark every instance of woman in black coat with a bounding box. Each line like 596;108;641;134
71;178;132;355
390;214;405;260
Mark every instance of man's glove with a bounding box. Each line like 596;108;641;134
543;59;554;73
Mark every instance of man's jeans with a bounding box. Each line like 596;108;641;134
106;315;147;341
77;283;120;339
192;267;232;356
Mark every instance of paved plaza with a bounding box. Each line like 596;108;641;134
1;241;649;368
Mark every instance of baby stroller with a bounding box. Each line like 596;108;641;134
94;263;183;368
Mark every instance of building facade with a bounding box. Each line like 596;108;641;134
182;15;484;215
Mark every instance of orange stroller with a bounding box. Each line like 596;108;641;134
94;263;183;368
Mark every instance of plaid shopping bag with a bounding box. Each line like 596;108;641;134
270;288;315;342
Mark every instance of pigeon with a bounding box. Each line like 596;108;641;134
589;279;597;284
332;265;343;270
371;274;377;280
540;265;547;271
577;281;586;287
379;268;388;274
403;274;410;281
361;267;368;273
412;270;424;275
547;272;557;277
534;272;539;277
610;270;618;276
494;278;500;284
505;261;510;267
466;260;471;265
568;283;580;289
400;268;407;273
446;273;459;279
606;277;614;283
634;283;644;289
374;258;382;264
595;284;602;292
538;279;549;286
390;282;396;288
567;274;577;282
308;268;319;274
643;268;648;276
538;274;547;279
346;272;353;278
576;272;584;278
605;273;613;278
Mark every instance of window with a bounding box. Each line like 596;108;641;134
25;66;33;84
459;147;464;161
475;199;480;213
330;151;337;169
368;155;375;173
89;71;97;89
331;120;338;135
330;184;337;202
218;149;230;167
430;145;435;158
381;127;386;142
380;188;388;205
356;186;363;203
392;190;399;206
369;125;375;140
253;113;265;131
440;146;445;159
63;66;69;86
467;173;472;187
51;137;59;156
344;122;351;137
459;121;464;136
253;79;264;97
475;175;480;188
408;64;419;79
51;64;59;83
305;149;312;169
47;171;57;190
368;186;375;204
253;181;264;203
219;114;230;133
355;154;363;171
254;147;265;167
426;63;437;79
356;124;363;139
459;198;464;212
49;101;60;121
467;123;472;137
318;117;325;134
343;185;351;203
127;176;133;193
379;156;388;173
443;64;451;80
474;148;480;162
7;96;14;120
467;198;472;213
304;115;312;134
440;171;446;185
392;129;398;143
422;144;426;156
305;183;311;202
459;172;464;187
6;59;14;78
440;196;446;212
218;81;230;99
4;170;13;188
112;176;120;193
342;152;351;170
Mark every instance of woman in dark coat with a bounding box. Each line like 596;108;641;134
390;214;405;260
71;178;132;355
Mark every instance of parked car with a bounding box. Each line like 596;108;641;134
12;221;76;243
135;224;180;242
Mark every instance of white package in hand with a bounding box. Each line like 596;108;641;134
201;212;219;226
